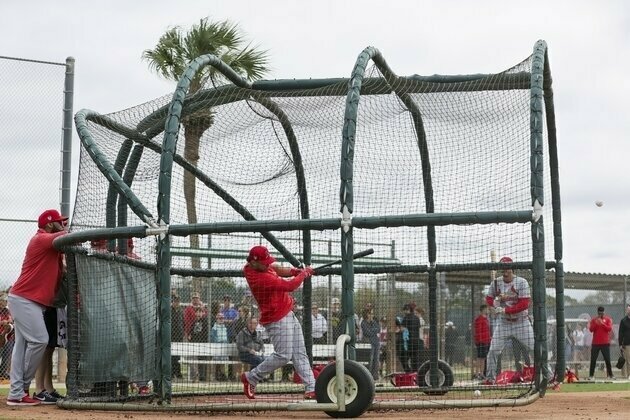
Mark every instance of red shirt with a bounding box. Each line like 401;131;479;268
11;229;66;307
183;304;207;338
589;315;613;345
243;264;309;325
474;314;491;345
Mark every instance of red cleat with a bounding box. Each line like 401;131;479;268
241;373;255;399
7;393;41;406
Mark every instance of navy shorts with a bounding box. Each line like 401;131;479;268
476;343;490;358
43;307;58;348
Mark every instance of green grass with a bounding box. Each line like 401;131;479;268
2;382;627;399
558;382;630;393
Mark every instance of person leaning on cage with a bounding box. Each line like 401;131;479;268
618;303;630;379
240;245;316;400
482;256;534;384
236;316;266;369
6;209;68;406
588;306;614;380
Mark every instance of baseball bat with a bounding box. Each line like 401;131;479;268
313;248;374;272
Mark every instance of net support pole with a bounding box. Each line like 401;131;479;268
60;56;75;217
530;40;550;393
543;45;566;382
58;56;74;386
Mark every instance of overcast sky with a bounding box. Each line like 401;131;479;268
1;0;629;289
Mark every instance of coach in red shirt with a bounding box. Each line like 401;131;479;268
473;304;491;379
240;245;315;400
7;209;67;406
587;306;614;380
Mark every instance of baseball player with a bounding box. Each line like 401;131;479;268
483;256;534;383
7;209;68;406
240;245;316;400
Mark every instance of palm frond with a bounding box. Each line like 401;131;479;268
142;27;186;80
145;17;270;86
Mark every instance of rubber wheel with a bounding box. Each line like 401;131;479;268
315;360;375;418
416;360;454;396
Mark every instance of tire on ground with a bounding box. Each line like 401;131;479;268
315;360;375;418
417;360;454;396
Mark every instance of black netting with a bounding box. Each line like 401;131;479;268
61;48;561;409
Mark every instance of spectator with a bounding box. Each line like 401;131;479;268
444;321;458;366
564;324;574;366
190;307;208;382
311;304;328;345
0;293;14;382
7;209;68;406
222;296;240;381
394;316;410;372
361;307;380;380
618;303;630;379
401;303;421;372
473;304;491;380
415;306;427;365
583;321;593;350
588;306;614;380
240;290;256;313
171;294;184;379
236;317;266;369
378;317;388;377
572;323;585;362
330;298;343;341
184;292;207;341
484;256;534;384
233;306;251;338
222;295;239;342
211;313;230;381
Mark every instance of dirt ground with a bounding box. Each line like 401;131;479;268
0;391;628;420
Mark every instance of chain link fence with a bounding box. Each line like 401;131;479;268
0;55;73;290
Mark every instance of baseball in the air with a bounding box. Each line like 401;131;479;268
473;389;482;397
595;200;604;207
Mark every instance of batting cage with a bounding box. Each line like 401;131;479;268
54;39;564;416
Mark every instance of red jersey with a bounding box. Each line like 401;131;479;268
474;314;491;345
589;315;613;345
243;264;309;325
11;229;66;307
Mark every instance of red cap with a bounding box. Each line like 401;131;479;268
38;209;68;228
499;256;513;264
247;245;275;265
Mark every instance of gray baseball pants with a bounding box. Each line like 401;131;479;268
486;316;534;380
246;311;315;392
7;294;48;400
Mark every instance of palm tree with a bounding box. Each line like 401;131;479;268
143;18;270;291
